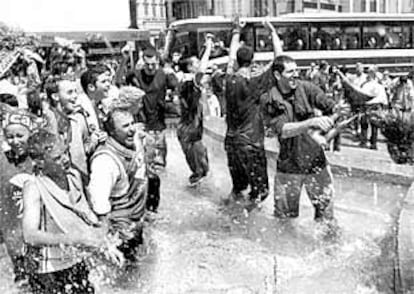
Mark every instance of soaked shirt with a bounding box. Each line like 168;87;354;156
131;69;178;131
266;80;335;174
177;75;204;143
222;67;274;147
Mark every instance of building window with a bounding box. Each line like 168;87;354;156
370;0;377;12
152;0;156;17
160;4;164;18
144;0;148;16
321;3;336;10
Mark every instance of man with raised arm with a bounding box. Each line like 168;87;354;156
176;34;214;186
214;18;282;207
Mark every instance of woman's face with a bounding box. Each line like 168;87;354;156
4;124;30;157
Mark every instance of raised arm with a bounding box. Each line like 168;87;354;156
199;33;215;73
263;20;283;57
226;16;243;75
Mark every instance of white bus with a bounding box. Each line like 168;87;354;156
164;13;414;74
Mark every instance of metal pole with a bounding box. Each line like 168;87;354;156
129;0;138;29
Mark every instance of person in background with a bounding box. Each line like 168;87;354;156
125;46;179;213
305;62;318;81
176;34;213;186
391;75;414;112
200;73;221;118
79;64;112;130
359;65;388;149
312;60;330;93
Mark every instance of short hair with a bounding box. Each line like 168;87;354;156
143;47;158;59
43;75;74;107
272;55;295;74
236;46;254;68
102;99;134;134
28;129;59;160
80;63;110;94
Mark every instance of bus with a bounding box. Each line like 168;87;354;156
163;13;414;74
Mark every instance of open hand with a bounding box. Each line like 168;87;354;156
309;116;334;132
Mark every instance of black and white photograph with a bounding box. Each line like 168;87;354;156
0;0;414;293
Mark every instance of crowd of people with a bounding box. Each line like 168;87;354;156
0;17;412;294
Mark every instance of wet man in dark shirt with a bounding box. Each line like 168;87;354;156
176;35;214;186
217;19;281;207
266;55;337;223
126;47;178;212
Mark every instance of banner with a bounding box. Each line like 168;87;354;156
0;49;21;78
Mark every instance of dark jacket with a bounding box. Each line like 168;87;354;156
264;80;335;174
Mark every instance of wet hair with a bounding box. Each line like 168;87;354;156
102;101;134;134
43;75;74;107
236;46;254;68
272;55;295;74
27;129;59;160
80;63;110;94
143;47;158;59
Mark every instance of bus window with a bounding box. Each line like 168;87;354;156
240;26;254;48
343;26;360;49
198;27;232;58
255;24;308;52
255;26;274;52
311;24;359;50
363;22;410;49
277;25;309;51
170;30;198;59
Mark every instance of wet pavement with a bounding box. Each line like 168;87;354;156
0;128;409;294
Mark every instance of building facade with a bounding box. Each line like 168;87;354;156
164;0;414;25
135;0;167;44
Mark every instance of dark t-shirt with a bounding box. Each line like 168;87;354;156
177;74;204;143
221;67;274;147
265;80;335;174
132;68;178;131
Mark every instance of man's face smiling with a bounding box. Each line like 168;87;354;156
93;72;111;102
276;61;299;93
110;111;136;150
57;80;78;114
